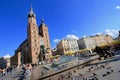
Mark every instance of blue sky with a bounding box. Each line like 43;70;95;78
0;0;120;57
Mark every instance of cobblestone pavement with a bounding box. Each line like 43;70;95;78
1;51;120;80
93;55;120;80
72;53;120;80
31;55;99;80
0;68;28;80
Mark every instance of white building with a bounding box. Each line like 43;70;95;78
115;31;120;40
0;55;10;69
77;34;113;50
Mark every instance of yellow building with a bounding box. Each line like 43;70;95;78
57;39;79;55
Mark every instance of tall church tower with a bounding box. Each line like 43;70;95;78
27;6;40;63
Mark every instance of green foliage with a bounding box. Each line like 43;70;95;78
112;40;120;45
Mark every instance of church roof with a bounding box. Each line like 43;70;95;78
17;39;28;51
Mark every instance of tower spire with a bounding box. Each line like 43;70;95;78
28;4;36;18
30;4;33;13
40;18;46;26
41;18;44;24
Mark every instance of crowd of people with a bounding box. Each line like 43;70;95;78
0;66;16;76
21;64;33;80
0;63;38;80
95;45;115;60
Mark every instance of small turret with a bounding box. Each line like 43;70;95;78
41;18;44;24
40;18;46;27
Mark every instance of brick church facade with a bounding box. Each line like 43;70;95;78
11;6;51;66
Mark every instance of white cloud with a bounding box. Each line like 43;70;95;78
96;32;102;35
3;54;11;58
105;29;119;38
66;34;79;40
116;5;120;10
83;35;87;38
53;39;60;43
93;32;102;36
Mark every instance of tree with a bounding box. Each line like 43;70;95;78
112;40;120;45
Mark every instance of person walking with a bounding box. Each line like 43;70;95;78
6;67;10;74
9;67;13;74
2;69;6;76
25;64;32;80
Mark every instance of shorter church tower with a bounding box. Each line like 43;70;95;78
39;19;52;59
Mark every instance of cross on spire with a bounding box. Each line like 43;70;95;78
28;4;36;18
41;18;44;23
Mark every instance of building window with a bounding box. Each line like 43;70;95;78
65;49;67;51
35;44;37;47
46;40;48;43
37;48;39;50
34;39;36;42
68;49;69;51
36;52;38;55
33;26;35;29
